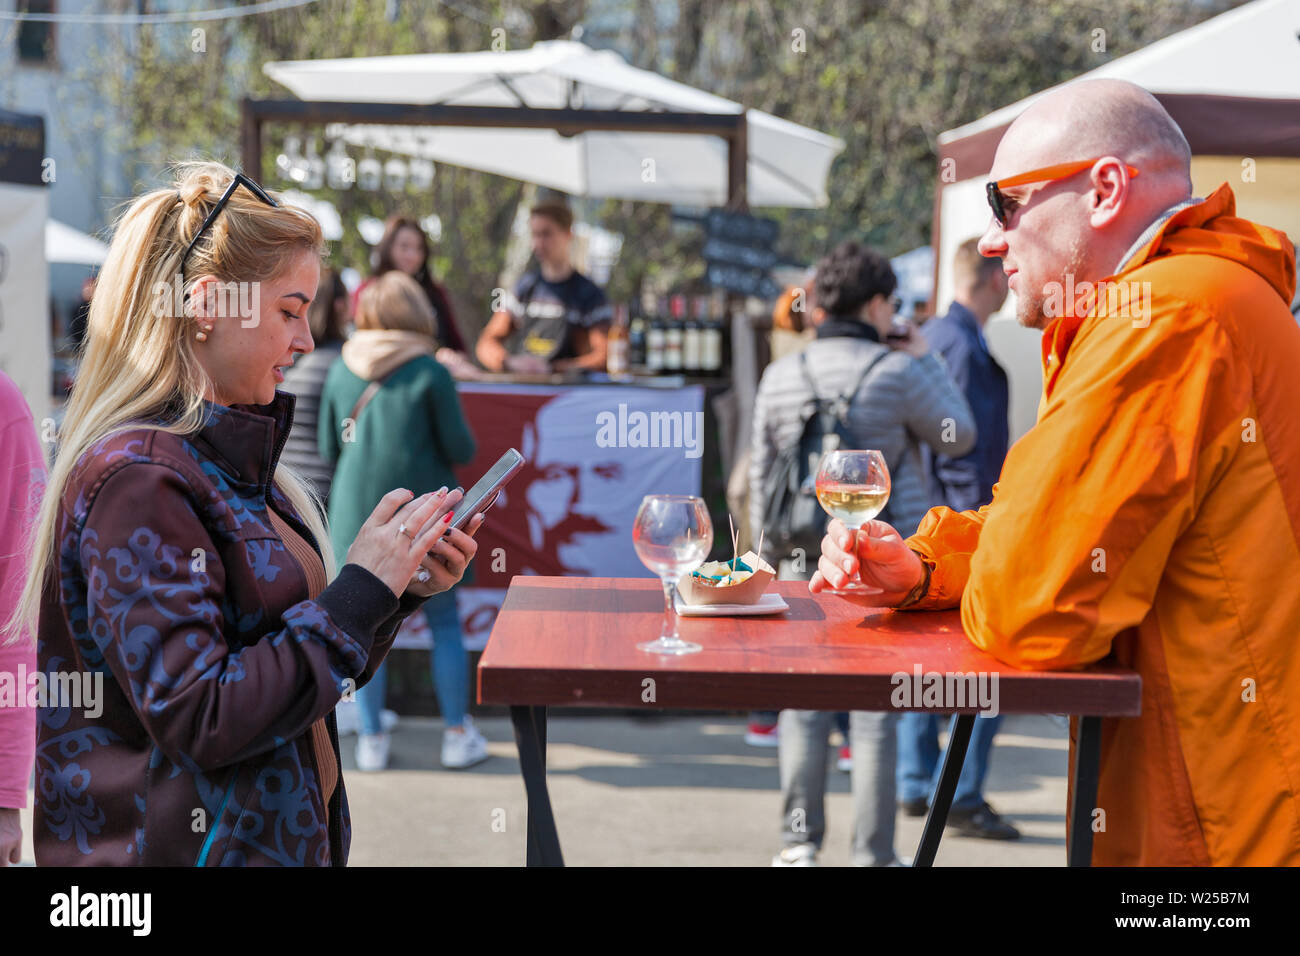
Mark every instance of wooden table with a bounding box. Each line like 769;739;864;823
477;577;1142;867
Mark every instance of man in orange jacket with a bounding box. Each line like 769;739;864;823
811;78;1300;865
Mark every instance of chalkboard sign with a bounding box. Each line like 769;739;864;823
699;208;781;299
708;262;782;300
0;110;45;187
705;209;779;246
702;237;779;272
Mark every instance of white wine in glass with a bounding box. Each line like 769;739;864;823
632;494;713;654
815;449;891;594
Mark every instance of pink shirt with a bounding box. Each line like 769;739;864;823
0;372;46;809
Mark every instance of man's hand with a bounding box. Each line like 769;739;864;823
809;518;925;607
0;807;22;866
889;322;930;358
504;354;551;375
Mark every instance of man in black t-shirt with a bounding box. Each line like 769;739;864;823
476;201;612;373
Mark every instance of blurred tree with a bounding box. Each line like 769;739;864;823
594;0;1246;296
70;0;586;343
69;0;1247;335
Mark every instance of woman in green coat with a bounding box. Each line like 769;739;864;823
319;271;485;771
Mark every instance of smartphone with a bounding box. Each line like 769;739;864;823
447;449;526;532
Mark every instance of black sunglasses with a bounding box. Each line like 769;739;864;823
178;173;278;285
985;159;1142;228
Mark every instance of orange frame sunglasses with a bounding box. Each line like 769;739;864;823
986;158;1140;226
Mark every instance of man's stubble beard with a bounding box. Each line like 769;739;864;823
1015;235;1090;330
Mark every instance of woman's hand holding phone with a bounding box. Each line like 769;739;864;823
404;488;486;598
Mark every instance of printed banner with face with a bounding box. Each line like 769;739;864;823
392;383;706;651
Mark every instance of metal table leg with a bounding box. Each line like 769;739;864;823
913;713;975;867
510;705;564;866
1067;715;1102;867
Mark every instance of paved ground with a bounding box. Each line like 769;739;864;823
18;712;1070;866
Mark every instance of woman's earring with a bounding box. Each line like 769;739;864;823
196;323;212;342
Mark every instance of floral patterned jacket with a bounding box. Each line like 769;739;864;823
36;391;420;865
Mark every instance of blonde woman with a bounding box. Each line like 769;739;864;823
4;162;484;866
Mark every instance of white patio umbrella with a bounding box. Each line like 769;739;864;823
264;40;845;208
46;218;110;265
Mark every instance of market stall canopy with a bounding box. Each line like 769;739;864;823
939;0;1300;174
263;40;845;208
46;218;110;265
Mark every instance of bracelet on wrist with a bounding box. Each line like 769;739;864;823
894;552;933;609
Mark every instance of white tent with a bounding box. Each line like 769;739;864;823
932;0;1300;442
0;109;50;427
46;218;110;266
264;40;845;209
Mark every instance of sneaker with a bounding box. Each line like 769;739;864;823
771;844;819;866
745;721;780;748
355;733;390;772
460;713;486;743
898;797;929;817
836;745;851;773
441;722;489;769
946;801;1021;840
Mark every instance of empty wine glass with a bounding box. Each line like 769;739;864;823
815;449;891;594
632;494;713;655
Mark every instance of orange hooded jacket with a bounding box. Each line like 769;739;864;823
906;183;1300;865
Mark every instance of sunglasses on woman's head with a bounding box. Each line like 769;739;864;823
178;173;278;285
985;158;1140;228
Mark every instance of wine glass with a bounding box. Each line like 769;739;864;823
632;494;713;655
815;450;891;594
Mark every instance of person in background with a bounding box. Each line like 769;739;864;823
476;200;611;374
279;267;350;505
66;275;95;354
746;269;821;750
750;240;976;866
320;271;486;771
357;215;479;379
895;237;1020;840
0;370;46;866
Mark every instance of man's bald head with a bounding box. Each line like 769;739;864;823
998;79;1193;200
980;80;1197;330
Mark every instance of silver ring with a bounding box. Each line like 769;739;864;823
416;569;431;584
398;523;414;540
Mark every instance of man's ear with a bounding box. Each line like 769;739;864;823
1088;157;1130;229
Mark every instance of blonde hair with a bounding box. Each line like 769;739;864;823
355;270;436;336
4;161;334;645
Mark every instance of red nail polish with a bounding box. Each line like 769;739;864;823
443;512;453;522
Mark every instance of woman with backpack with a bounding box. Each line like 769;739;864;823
319;270;485;772
749;239;975;866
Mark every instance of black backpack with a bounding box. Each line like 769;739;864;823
761;348;893;559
